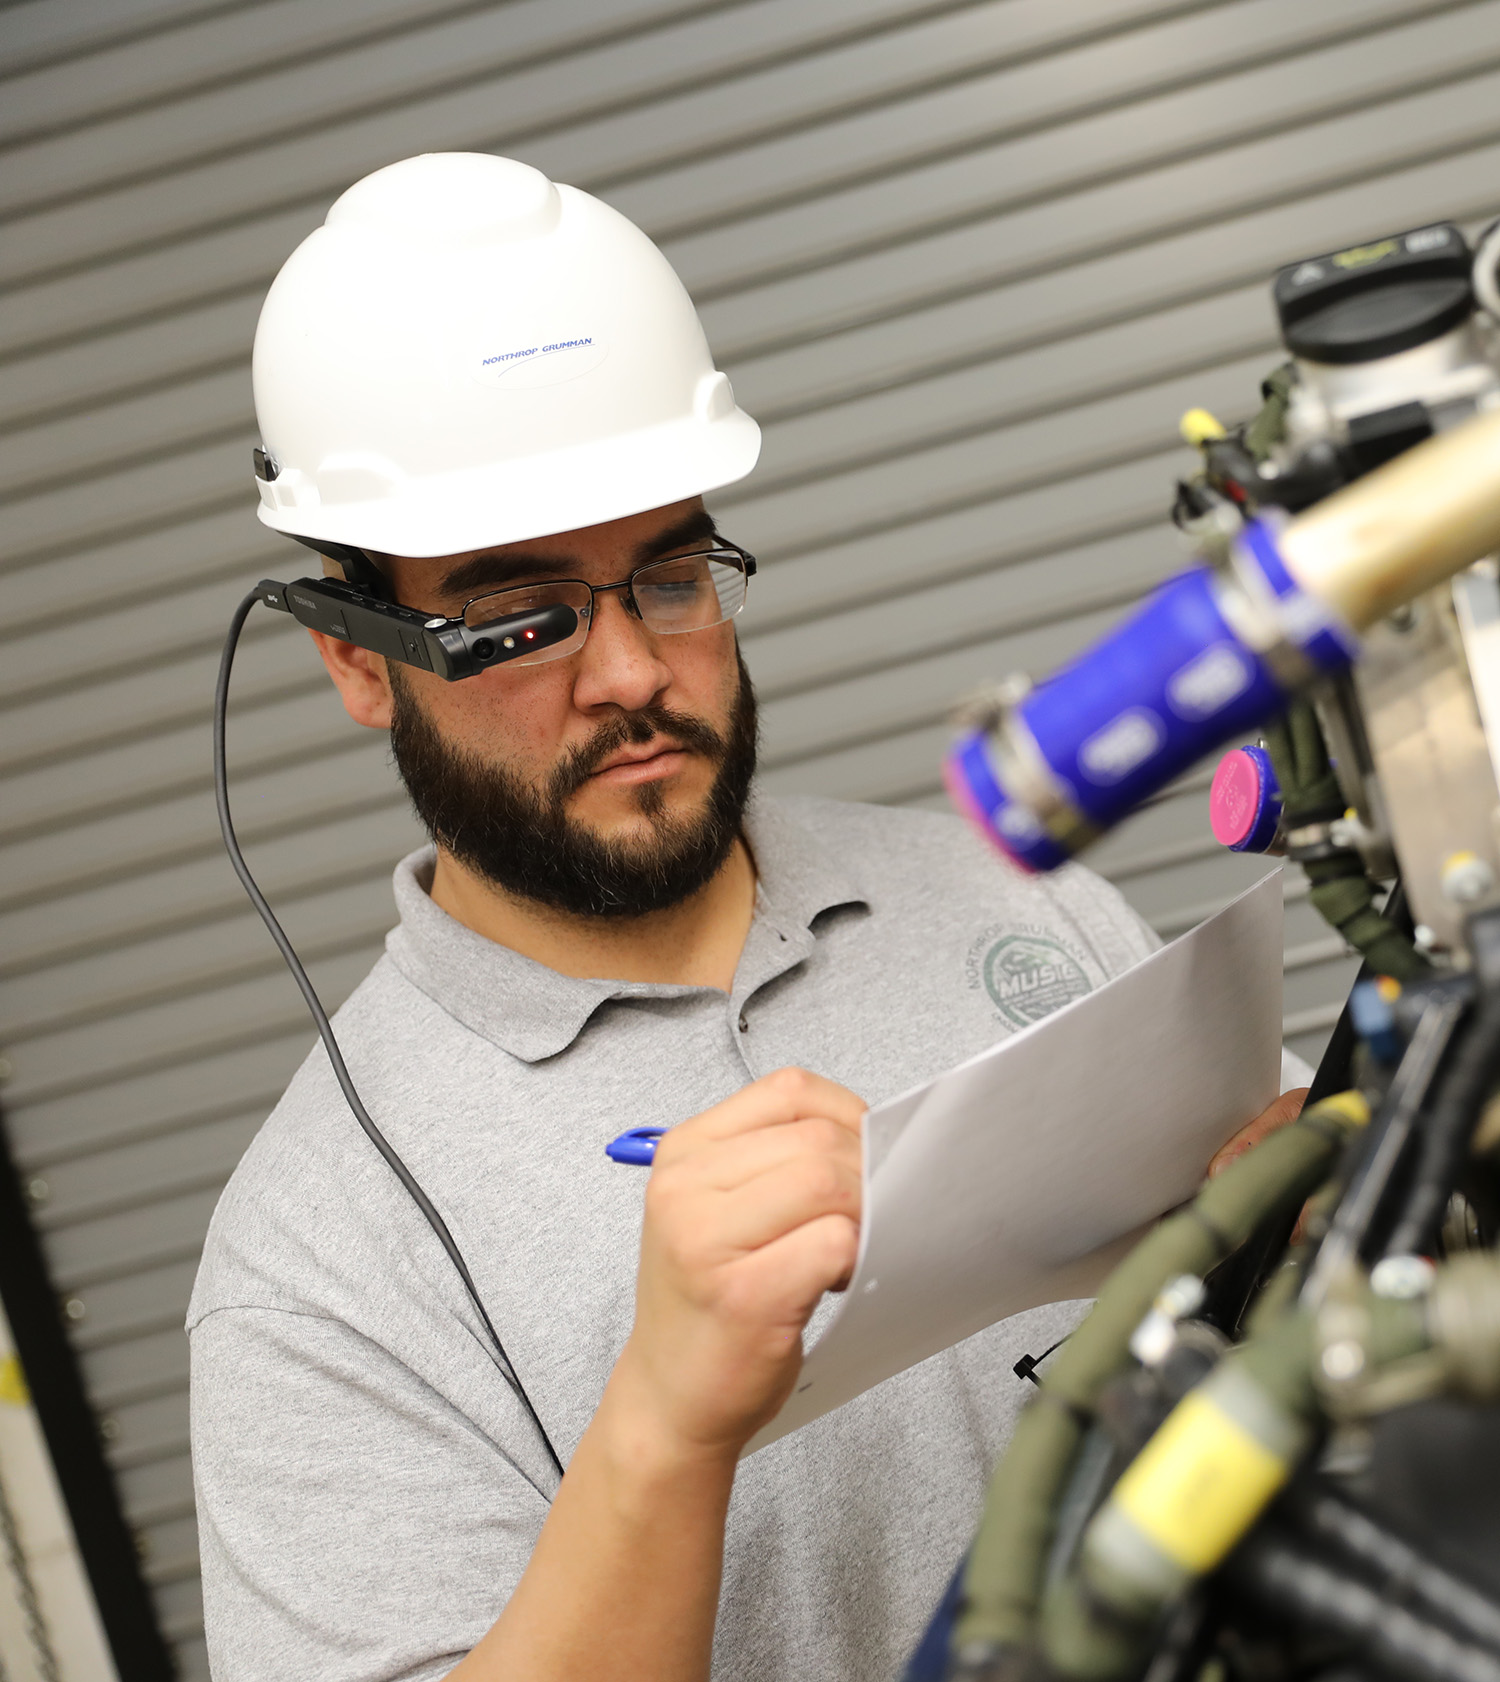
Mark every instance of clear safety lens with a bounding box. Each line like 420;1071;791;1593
463;581;592;666
632;553;747;633
459;551;748;666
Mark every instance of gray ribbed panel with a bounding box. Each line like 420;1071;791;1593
4;0;1497;1669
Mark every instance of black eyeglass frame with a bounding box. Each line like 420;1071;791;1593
456;540;757;639
270;537;755;683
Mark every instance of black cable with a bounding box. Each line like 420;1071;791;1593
215;588;565;1486
1200;956;1367;1336
1384;988;1500;1259
1201;884;1415;1336
1229;1530;1500;1682
1302;986;1469;1307
1283;1484;1500;1654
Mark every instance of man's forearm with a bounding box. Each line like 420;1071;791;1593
455;1068;865;1679
453;1353;737;1682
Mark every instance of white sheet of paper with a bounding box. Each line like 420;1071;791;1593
747;869;1284;1454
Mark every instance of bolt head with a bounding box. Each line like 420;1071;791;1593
1321;1339;1366;1382
1129;1308;1177;1368
1441;850;1495;904
1371;1254;1436;1299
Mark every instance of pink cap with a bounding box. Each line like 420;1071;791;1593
1209;746;1281;853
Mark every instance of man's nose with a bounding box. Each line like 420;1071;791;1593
571;588;673;714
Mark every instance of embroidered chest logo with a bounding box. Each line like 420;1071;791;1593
967;928;1094;1029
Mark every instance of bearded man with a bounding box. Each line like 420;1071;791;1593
188;153;1306;1682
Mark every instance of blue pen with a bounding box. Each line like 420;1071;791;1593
605;1125;665;1166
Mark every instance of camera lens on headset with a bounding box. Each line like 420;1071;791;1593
472;637;495;661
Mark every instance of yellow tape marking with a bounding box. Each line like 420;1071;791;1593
0;1353;29;1406
1315;1089;1370;1130
1110;1391;1289;1573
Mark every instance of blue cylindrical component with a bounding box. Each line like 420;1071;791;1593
945;728;1076;873
947;518;1356;872
1023;567;1282;818
1236;516;1359;673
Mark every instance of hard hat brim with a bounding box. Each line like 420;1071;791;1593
258;407;761;559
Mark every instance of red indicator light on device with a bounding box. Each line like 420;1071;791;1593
524;629;536;640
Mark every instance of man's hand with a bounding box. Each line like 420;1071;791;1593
615;1067;865;1459
462;1069;864;1682
1207;1086;1308;1178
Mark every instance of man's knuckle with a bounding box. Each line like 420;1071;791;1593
802;1117;847;1155
800;1157;846;1205
821;1216;859;1267
769;1066;813;1102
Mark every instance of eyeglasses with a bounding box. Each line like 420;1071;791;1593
454;542;757;668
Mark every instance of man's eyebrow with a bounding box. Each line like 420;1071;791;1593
436;552;575;598
435;509;722;600
631;507;720;564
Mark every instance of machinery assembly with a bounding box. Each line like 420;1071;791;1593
924;218;1500;1682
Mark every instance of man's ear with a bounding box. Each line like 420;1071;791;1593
308;629;394;729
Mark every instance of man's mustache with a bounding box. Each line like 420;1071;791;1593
550;706;728;802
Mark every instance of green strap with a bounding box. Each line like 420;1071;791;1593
1243;363;1297;462
1261;703;1430;982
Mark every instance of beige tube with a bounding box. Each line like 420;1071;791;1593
1278;404;1500;631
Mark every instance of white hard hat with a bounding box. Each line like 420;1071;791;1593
250;152;761;558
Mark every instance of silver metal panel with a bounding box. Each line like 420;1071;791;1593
7;0;1497;1668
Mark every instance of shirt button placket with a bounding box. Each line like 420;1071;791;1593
733;1005;755;1075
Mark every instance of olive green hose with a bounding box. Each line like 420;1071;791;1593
1261;703;1430;983
1243;364;1296;464
1190;364;1429;983
954;1093;1369;1661
1039;1286;1430;1682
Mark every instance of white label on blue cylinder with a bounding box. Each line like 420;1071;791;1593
1078;708;1164;783
996;803;1045;840
1166;642;1253;719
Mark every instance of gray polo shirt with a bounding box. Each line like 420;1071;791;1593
187;794;1176;1682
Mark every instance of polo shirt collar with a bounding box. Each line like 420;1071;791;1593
383;794;868;1063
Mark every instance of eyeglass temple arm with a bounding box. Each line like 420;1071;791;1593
253;571;577;682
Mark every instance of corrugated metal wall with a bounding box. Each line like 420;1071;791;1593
3;0;1499;1670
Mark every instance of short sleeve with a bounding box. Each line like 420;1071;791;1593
191;1306;549;1682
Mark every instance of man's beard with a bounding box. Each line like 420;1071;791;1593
388;651;759;920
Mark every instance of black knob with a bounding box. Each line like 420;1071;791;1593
1273;223;1473;364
